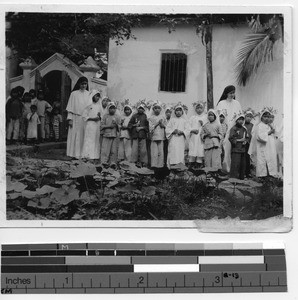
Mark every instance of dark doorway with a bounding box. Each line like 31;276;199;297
43;70;61;105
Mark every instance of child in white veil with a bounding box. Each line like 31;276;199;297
248;107;278;178
148;101;166;168
188;101;208;168
200;109;223;169
165;102;190;169
118;102;133;162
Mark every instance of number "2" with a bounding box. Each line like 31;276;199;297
139;276;144;284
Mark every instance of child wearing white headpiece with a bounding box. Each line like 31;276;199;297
165;103;190;168
118;104;133;162
148;101;166;168
100;102;121;166
163;106;172;165
188;101;207;168
200;109;223;169
128;103;149;166
81;90;102;160
248;108;278;178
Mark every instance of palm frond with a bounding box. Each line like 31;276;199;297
235;33;274;86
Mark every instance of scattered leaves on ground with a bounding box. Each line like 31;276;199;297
6;153;283;221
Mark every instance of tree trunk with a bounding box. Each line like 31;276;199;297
206;25;214;110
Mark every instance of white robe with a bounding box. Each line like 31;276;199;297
216;99;242;172
166;117;190;167
188;113;207;158
81;102;102;159
66;90;91;158
251;122;278;177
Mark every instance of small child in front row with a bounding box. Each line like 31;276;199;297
229;114;248;180
118;105;133;162
128;104;149;167
101;102;121;167
52;108;63;142
27;105;40;144
148;102;166;168
165;104;189;168
163;107;172;166
200;109;223;169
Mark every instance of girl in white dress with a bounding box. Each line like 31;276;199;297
27;105;40;143
118;104;133;162
165;103;190;168
148;101;166;168
188;101;208;168
81;90;102;160
248;108;278;178
66;77;91;158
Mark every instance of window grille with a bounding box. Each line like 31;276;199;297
159;53;187;92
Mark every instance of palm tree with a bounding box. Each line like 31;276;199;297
195;15;214;109
235;14;283;86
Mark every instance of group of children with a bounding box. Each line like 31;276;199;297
6;87;63;144
7;80;282;181
73;85;282;180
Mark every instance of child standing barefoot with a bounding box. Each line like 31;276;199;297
27;105;40;144
165;103;190;168
118;104;133;162
128;104;149;167
243;109;255;178
200;109;223;169
81;91;102;160
248;108;278;178
163;107;172;166
52;108;63;142
148;102;166;168
188;101;207;168
101;102;121;167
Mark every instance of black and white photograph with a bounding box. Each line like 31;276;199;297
3;7;292;228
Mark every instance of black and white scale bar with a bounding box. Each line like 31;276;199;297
1;271;287;294
1;249;286;256
1;243;287;294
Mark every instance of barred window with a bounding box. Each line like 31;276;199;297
159;53;187;92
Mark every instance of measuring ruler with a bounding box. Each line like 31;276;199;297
1;243;287;294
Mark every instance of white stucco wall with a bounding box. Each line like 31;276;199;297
107;23;284;123
108;24;206;105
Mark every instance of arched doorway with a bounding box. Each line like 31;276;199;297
42;70;72;139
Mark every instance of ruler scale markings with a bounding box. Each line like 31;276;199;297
1;243;287;294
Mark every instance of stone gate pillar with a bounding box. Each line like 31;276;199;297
19;57;37;92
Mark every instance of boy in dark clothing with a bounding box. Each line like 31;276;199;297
128;104;149;166
244;110;254;178
229;114;249;180
6;88;23;144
